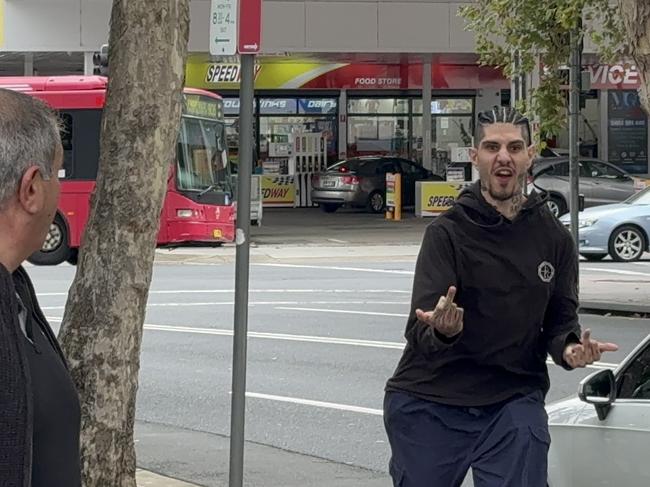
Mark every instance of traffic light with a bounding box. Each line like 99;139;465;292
93;44;109;76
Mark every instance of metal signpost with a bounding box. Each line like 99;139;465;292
569;27;581;256
227;0;262;486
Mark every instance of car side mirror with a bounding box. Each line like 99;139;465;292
578;369;615;420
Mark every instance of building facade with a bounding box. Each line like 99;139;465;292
0;0;647;175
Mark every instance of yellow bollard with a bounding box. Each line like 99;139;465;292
394;173;402;221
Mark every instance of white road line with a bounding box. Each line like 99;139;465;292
254;263;414;275
40;300;410;311
36;289;411;297
276;306;409;318
583;267;650;277
244;392;384;416
44;316;618;371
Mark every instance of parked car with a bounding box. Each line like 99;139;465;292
558;186;650;261
547;334;650;486
530;157;643;217
311;156;442;213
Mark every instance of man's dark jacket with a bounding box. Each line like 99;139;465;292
386;182;581;406
0;264;69;487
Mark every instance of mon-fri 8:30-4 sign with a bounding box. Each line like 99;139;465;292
209;0;261;56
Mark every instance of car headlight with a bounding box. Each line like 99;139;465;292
578;219;598;228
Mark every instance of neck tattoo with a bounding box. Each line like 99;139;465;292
507;193;525;218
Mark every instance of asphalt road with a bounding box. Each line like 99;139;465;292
27;258;650;485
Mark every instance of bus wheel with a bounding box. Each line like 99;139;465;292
27;216;71;266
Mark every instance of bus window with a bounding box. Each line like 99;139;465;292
72;110;101;180
59;109;102;180
60;113;73;178
177;117;231;194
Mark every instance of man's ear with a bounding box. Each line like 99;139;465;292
469;147;478;167
526;145;536;170
17;166;44;215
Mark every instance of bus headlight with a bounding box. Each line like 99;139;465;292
176;209;194;218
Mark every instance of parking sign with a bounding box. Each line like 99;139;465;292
210;0;238;56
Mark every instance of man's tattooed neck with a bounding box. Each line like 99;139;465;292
507;193;525;218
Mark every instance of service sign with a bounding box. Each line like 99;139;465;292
416;182;470;217
261;176;295;207
386;173;397;208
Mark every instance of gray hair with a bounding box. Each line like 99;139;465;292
0;88;61;206
476;106;531;146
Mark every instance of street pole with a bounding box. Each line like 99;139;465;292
511;51;520;108
229;52;254;487
569;27;581;257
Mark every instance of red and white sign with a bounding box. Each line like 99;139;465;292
238;0;262;54
587;64;640;89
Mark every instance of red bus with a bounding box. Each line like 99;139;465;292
0;76;235;265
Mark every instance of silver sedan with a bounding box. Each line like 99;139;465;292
531;158;642;217
547;334;650;486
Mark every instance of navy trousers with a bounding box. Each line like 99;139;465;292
383;391;550;487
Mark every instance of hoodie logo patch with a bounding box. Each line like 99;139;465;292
538;261;555;283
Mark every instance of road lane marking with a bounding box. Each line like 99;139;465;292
254;263;414;275
45;316;618;371
40;300;410;311
244;392;383;416
36;289;411;297
584;267;649;277
55;318;408;350
141;325;406;349
276;306;409;318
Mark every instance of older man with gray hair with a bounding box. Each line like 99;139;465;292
0;88;81;487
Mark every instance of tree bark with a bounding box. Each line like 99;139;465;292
620;0;650;112
57;1;190;486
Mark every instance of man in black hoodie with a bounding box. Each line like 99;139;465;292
384;106;618;487
0;88;81;486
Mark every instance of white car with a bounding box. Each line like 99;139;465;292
547;334;650;486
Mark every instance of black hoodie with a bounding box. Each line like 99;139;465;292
386;182;580;407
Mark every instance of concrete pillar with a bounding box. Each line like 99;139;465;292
338;89;347;160
422;59;433;170
23;53;34;76
84;51;95;75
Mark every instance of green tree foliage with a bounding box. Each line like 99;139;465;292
461;0;624;143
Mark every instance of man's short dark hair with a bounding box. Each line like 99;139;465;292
475;106;531;146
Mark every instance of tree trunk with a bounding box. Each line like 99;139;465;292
619;0;650;112
57;2;190;486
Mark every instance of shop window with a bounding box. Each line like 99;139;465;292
347;116;409;159
348;98;409;115
413;98;473;115
259;116;337;166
